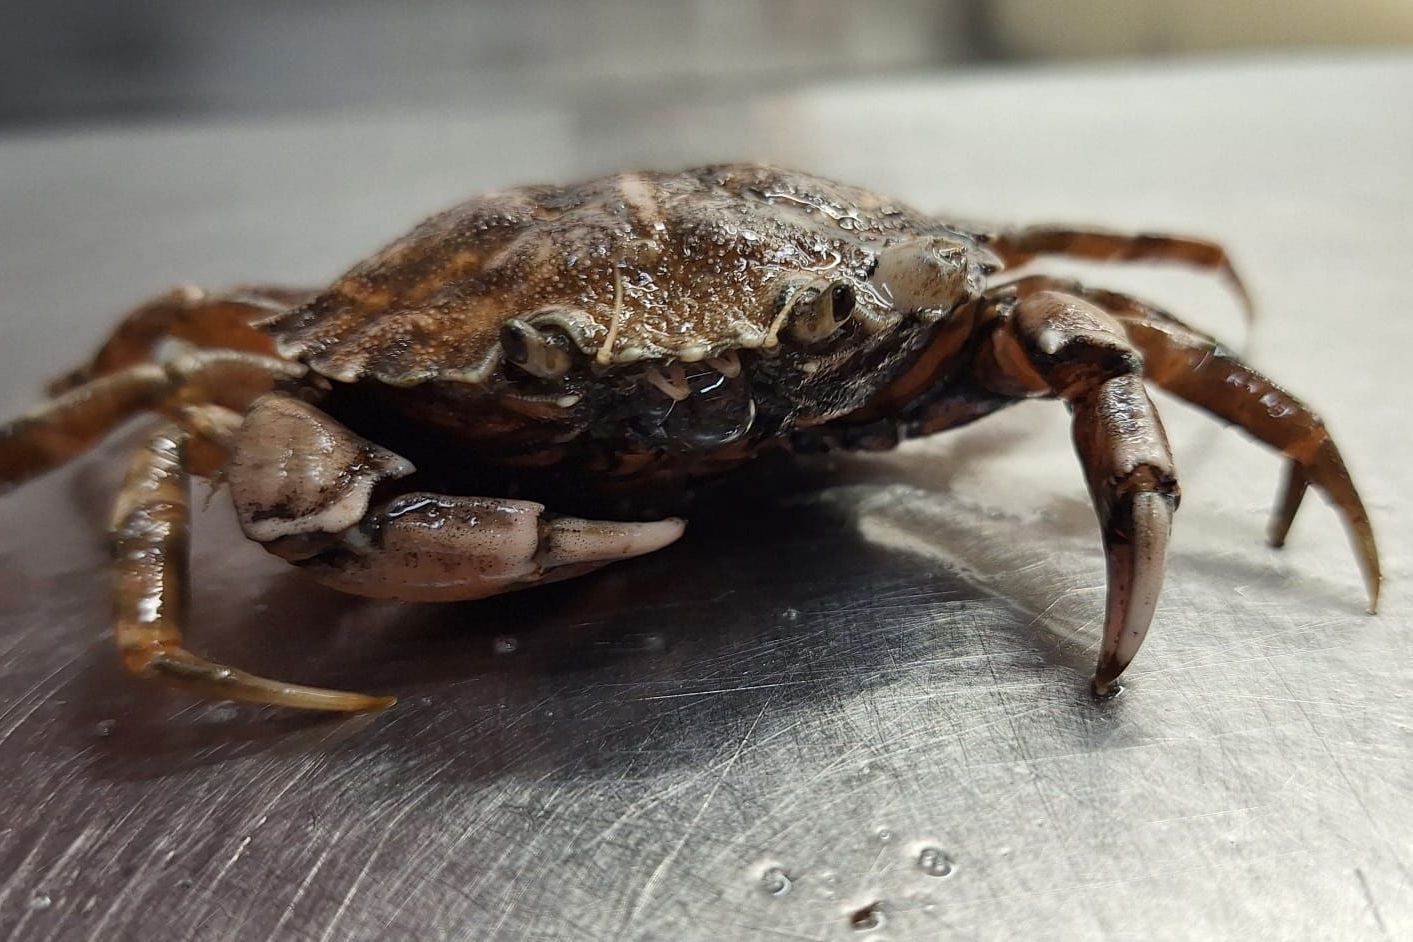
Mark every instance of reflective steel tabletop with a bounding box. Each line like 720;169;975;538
1;56;1409;940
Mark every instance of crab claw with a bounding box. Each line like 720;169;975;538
229;394;686;604
297;493;685;603
1092;491;1175;697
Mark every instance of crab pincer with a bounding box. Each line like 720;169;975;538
228;394;685;604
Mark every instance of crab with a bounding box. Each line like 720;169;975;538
0;165;1380;711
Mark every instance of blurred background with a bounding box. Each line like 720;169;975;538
2;0;1411;128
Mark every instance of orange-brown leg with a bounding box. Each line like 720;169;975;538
976;289;1178;695
0;350;304;491
989;226;1252;320
48;284;314;396
1006;276;1380;612
112;419;394;712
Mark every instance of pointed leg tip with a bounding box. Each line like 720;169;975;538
142;649;400;713
1359;556;1381;616
280;687;398;713
1219;262;1256;325
1090;675;1125;700
1236;291;1256;326
1091;651;1130;700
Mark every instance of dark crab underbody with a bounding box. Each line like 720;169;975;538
0;164;1379;712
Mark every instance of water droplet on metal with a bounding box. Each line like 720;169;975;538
94;719;116;738
916;847;954;878
760;866;792;897
29;893;52;911
850;901;885;931
781;607;800;621
876;827;893;843
492;636;518;655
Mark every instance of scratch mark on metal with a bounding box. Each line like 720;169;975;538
0;649;86;747
630;680;811;702
1354;867;1390;938
4;824;99;939
317;770;451;942
623;703;768;930
268;827;344;939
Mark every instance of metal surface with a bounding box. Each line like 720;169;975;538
1;57;1410;940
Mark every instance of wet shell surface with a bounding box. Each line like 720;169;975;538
266;164;952;387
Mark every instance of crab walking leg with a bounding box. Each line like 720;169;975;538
0;349;304;491
989;226;1252;321
112;422;395;711
1007;277;1380;612
1072;378;1178;695
2;366;168;489
48;284;315;395
228;394;686;603
977;290;1178;694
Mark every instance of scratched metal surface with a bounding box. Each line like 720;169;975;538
1;57;1410;940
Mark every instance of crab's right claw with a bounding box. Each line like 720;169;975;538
284;493;686;604
231;394;687;605
538;515;689;580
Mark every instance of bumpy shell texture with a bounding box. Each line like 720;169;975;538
268;164;946;387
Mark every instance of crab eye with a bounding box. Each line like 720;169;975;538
830;283;856;319
789;280;856;346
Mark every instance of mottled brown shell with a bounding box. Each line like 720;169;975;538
267;164;958;387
